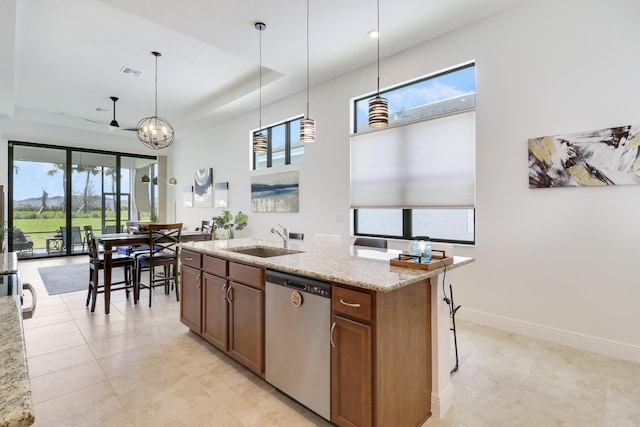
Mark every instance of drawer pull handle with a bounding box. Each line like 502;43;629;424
339;299;361;308
185;256;194;261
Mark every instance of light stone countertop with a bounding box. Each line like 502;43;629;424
180;238;474;292
0;253;18;276
0;296;35;427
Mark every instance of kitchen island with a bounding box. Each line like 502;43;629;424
0;296;35;427
179;238;474;426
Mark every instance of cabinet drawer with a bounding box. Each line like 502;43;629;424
180;251;202;269
203;255;227;277
228;262;264;289
332;286;372;322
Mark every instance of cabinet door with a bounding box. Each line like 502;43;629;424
202;273;229;351
228;281;264;375
180;265;201;332
331;315;372;427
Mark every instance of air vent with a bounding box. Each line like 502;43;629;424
96;107;109;112
120;67;142;77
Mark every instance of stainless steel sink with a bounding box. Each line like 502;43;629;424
223;246;305;258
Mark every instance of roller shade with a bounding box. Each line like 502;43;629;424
350;110;475;208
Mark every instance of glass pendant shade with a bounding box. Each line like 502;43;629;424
368;95;389;128
253;132;268;153
300;117;315;143
137;115;175;149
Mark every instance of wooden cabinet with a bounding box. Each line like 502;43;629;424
331;281;432;427
331;314;372;427
181;251;265;376
180;251;202;332
228;280;264;375
202;272;228;350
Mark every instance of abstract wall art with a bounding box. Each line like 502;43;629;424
528;125;640;188
215;182;229;208
251;171;299;213
182;185;193;208
194;168;213;207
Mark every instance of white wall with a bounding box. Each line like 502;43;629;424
2;0;637;360
172;0;640;360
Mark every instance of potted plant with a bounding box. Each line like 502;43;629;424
212;210;248;239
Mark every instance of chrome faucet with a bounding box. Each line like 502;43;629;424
271;224;289;248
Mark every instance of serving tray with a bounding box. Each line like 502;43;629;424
390;251;453;271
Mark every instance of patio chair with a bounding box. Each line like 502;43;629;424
12;228;34;255
60;226;86;253
104;224;124;234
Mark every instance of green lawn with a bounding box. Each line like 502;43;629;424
11;207;153;251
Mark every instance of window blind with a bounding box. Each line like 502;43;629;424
350;110;475;208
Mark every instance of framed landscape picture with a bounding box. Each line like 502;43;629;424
251;171;299;213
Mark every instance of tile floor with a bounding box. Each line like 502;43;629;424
17;256;640;426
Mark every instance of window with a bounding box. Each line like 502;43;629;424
351;63;476;244
8;141;156;258
354;63;476;133
252;116;304;170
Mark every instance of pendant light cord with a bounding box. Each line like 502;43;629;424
259;26;263;130
376;0;381;95
153;52;159;117
306;0;310;117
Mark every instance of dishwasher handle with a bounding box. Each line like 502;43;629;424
284;280;306;291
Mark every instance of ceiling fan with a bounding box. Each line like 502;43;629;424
84;96;136;131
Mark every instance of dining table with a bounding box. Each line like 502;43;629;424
96;230;212;314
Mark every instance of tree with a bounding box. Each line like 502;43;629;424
48;163;101;214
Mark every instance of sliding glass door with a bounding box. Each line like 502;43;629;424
8;141;156;259
9;144;67;258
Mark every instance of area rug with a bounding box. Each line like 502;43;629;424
38;263;124;296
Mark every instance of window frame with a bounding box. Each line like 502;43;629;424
351;62;476;245
353;62;476;134
353;208;476;245
252;115;304;170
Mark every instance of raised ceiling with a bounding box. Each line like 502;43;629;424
1;0;528;139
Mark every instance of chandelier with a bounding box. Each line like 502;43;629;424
137;51;175;149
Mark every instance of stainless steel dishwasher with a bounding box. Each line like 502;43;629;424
265;269;331;420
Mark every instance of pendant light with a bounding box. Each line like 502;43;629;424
136;51;175;150
368;0;388;129
253;22;268;153
300;0;316;143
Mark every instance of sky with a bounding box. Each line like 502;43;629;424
12;161;129;201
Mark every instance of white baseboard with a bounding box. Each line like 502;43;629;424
458;308;640;364
431;382;454;419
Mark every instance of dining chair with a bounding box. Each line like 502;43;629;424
312;233;342;247
125;221;139;233
199;220;214;233
289;232;304;240
135;223;183;307
83;225;136;313
353;237;388;249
